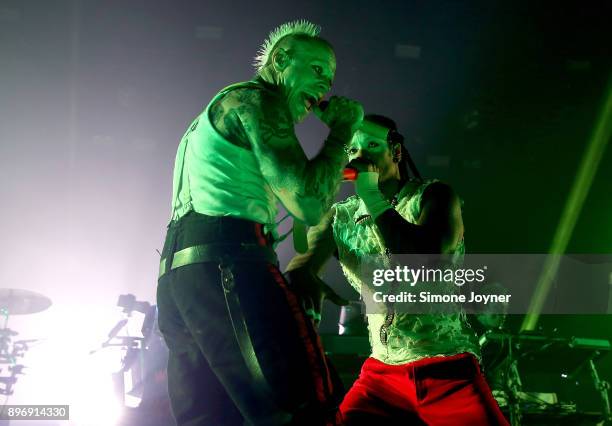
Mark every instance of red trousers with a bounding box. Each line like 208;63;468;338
339;353;509;426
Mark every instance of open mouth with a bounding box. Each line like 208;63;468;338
302;93;319;112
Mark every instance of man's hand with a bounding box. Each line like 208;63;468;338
351;159;393;220
314;96;364;141
286;267;349;326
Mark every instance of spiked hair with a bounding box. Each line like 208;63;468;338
253;20;321;72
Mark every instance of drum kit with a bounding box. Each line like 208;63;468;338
0;289;172;425
0;288;51;396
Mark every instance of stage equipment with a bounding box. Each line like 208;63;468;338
480;330;611;425
0;288;50;396
95;294;173;426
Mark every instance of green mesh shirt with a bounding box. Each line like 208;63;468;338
332;180;480;365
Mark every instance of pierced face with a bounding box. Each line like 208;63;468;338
348;129;399;181
278;39;336;123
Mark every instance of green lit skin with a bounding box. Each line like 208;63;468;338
288;128;407;277
348;130;402;197
263;39;336;125
210;37;363;225
286;124;467;319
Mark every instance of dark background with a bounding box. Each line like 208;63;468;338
0;0;610;415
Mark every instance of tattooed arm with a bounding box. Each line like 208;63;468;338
212;86;359;225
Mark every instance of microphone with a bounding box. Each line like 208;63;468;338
343;168;358;181
343;158;375;182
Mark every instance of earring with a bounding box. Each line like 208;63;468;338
393;157;400;163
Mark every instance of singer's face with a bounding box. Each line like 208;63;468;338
277;39;336;123
348;130;399;181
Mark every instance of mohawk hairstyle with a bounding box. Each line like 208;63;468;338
253;20;321;72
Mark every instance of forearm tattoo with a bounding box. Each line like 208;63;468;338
215;86;347;220
303;137;347;207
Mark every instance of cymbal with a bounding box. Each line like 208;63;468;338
0;289;52;315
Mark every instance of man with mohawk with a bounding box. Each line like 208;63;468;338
157;20;363;425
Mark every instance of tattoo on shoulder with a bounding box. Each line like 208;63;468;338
236;90;293;141
210;86;296;156
209;92;251;150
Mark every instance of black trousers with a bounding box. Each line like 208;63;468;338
157;213;340;426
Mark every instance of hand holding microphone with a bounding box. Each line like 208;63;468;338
314;96;364;141
343;156;379;181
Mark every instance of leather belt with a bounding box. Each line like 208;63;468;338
158;243;277;278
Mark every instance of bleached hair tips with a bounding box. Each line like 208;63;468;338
253;20;321;72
